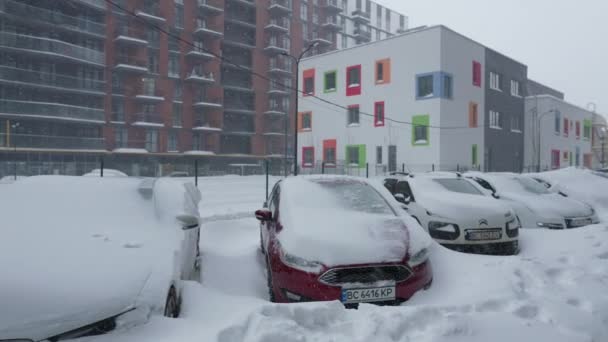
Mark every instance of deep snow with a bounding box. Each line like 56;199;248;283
72;173;608;342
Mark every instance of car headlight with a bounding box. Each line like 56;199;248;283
537;222;564;229
408;248;430;267
428;221;460;240
506;217;520;230
278;243;324;273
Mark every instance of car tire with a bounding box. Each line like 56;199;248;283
163;286;180;318
260;229;265;255
266;257;276;302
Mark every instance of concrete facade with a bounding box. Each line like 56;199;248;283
524;95;594;171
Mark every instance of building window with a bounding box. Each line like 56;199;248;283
175;4;184;28
399;15;405;31
490;72;501;91
323;139;337;164
145;129;158;152
168;131;178;152
576;121;581;139
148;52;159;74
346;145;364;167
174;81;182;101
303;69;315;96
374;101;385;127
511;114;522;132
412;115;429;146
299;112;312;131
375;58;390;84
376;146;382;164
346;65;361;96
511;80;521;97
489;110;501;129
564;118;569;136
376;30;381;41
172;104;182;127
472;144;478;166
469;102;478;128
442;74;453;99
473;61;482;87
551;149;561;169
385;8;391;29
302;147;314;167
347;105;360;125
376;4;382;28
300;3;307;20
341;34;347;48
324;70;337;92
114;127;128;148
555;110;561;133
584;119;592;139
169;54;180;78
112;98;125;122
302;23;308;40
417;74;434;98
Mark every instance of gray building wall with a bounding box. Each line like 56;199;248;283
527;79;564;100
484;49;527;172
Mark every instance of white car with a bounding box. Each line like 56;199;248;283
383;173;520;255
466;172;599;229
0;176;201;341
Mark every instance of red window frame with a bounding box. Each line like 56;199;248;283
575;121;580;139
374;101;385;127
322;139;337;167
551;149;561;169
564;118;569;137
473;61;482;87
302;146;314;168
303;69;315;96
346;65;361;96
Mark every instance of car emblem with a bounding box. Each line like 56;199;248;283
478;219;489;227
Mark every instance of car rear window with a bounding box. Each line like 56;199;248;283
433;178;483;195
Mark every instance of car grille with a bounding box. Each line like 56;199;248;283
319;265;412;285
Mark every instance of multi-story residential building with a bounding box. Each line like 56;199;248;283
296;25;527;174
524;93;594;171
0;0;408;176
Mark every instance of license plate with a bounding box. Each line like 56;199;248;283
570;218;592;227
341;286;395;304
466;230;502;241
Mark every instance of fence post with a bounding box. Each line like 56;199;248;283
456;164;460;172
432;163;435;172
265;159;269;201
402;163;405;172
321;161;325;174
366;163;369;178
194;159;199;187
100;157;104;178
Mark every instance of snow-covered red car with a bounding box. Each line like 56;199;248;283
0;176;201;341
256;176;433;306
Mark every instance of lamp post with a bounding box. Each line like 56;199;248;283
281;41;319;176
536;109;557;172
11;122;19;180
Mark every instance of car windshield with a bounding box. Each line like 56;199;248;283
433;178;483;195
513;177;551;194
314;180;395;215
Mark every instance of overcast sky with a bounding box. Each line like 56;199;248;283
376;0;608;116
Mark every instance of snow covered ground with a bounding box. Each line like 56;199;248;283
69;174;608;341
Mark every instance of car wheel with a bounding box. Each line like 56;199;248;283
266;257;276;302
163;286;180;318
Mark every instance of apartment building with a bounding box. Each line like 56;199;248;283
0;0;408;175
296;25;528;174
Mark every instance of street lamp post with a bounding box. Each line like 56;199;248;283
11;122;19;180
282;42;318;176
536;109;557;172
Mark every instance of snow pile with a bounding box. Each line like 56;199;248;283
277;177;408;267
535;167;608;211
83;169;128;177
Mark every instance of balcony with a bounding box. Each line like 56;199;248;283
311;35;333;46
268;0;292;16
0;99;105;123
353;27;372;42
223;38;256;50
351;10;371;23
74;0;106;11
0;32;105;66
135;7;166;24
197;0;224;15
265;19;290;33
223;83;254;94
193;97;222;109
225;16;257;29
185;70;216;84
322;17;341;30
223;123;255;135
268;63;292;76
194;22;224;39
0;65;105;96
186;46;216;60
263;126;287;136
0;0;106;37
113;27;148;47
264;106;288;115
323;0;343;13
267;84;290;96
134;92;164;103
131;112;164;127
113;55;148;73
224;101;255;115
1;133;106;151
264;40;290;55
192;119;222;132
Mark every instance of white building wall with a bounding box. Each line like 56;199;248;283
524;95;594;170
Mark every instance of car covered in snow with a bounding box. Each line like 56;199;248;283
0;176;201;341
466;172;599;229
256;176;433;306
383;173;520;255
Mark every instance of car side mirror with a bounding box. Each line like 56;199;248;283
255;209;273;222
394;193;411;204
176;214;200;230
491;192;501;199
558;191;568;197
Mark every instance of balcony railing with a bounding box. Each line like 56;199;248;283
223;122;255;133
193;119;222;132
0;65;105;94
265;18;290;32
1;133;106;150
353;28;372;40
197;0;224;15
0;99;105;122
74;0;106;11
0;0;106;36
268;0;292;14
135;6;166;24
0;32;105;65
114;26;148;45
193;97;223;108
324;0;343;12
114;55;148;73
131;112;164;126
352;10;371;20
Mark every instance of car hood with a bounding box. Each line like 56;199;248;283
501;192;593;218
418;192;509;221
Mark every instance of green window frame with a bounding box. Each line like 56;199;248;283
583;119;592;139
472;144;478;166
412;115;430;146
324;70;337;93
345;144;366;168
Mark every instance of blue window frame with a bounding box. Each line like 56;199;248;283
416;71;453;100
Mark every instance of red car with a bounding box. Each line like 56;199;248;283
256;176;432;306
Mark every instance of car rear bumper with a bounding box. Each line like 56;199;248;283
270;260;433;304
